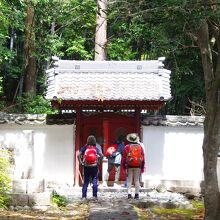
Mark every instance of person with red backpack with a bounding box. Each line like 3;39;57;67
121;133;145;199
78;135;103;200
102;135;125;187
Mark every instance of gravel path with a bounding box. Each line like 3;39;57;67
3;186;198;219
88;198;138;220
65;187;194;220
67;190;139;220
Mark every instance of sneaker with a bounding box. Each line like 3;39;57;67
122;183;127;188
134;194;139;199
82;197;87;201
128;194;132;199
102;181;108;187
113;183;121;188
91;197;98;202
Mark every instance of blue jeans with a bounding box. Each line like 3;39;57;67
82;166;98;198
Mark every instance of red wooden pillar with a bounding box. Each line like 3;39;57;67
74;108;82;186
135;108;141;136
102;119;109;181
103;119;109;153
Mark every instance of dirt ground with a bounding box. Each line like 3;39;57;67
0;202;89;220
0;199;204;220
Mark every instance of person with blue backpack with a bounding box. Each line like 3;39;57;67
78;135;103;200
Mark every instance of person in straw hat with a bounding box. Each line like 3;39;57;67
121;133;145;199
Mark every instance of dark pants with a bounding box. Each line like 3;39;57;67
82;166;98;198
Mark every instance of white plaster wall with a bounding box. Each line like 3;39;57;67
0;124;75;185
33;125;75;185
0;123;205;189
142;126;204;183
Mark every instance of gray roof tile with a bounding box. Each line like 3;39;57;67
45;57;172;101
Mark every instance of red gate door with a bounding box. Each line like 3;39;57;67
107;114;136;181
80;112;138;182
81;114;104;181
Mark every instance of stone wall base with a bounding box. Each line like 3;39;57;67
144;179;202;194
11;192;52;207
13;179;45;194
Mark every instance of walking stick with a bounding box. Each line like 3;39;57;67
78;166;84;184
79;169;83;183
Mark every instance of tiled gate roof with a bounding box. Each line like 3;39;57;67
45;57;172;102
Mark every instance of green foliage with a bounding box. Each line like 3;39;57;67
0;150;12;209
0;0;217;115
108;0;208;115
66;37;93;60
34;0;96;61
0;0;11;64
51;190;68;207
108;38;137;60
16;93;57;114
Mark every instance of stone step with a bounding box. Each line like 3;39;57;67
46;185;151;197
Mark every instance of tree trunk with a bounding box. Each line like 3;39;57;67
24;2;36;95
197;20;220;220
94;0;107;61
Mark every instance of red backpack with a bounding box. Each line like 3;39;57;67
105;144;117;157
127;144;144;168
83;145;97;166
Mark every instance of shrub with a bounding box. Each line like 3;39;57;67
16;93;57;114
52;190;68;207
0;150;12;208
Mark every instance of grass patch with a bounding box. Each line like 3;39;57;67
133;205;150;220
134;200;204;220
191;200;204;209
153;207;198;219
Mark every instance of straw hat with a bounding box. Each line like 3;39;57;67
126;133;140;143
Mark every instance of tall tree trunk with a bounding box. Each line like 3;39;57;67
10;28;14;51
24;1;36;95
94;0;107;61
197;20;220;220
